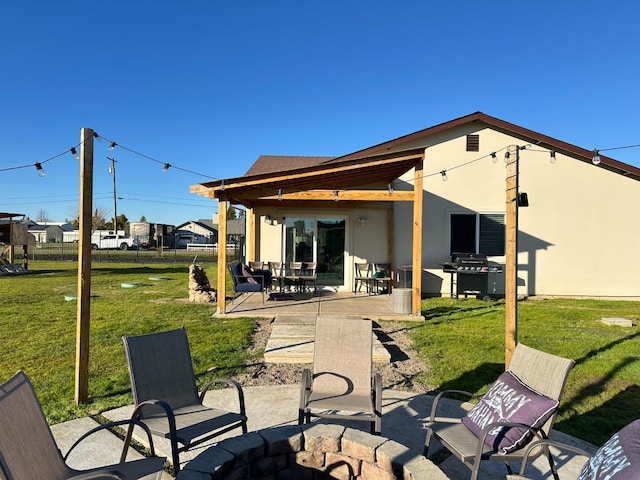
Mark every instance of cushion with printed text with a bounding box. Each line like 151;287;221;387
461;370;559;454
578;420;640;480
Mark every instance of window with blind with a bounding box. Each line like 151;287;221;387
450;213;505;256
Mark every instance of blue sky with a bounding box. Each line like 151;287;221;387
1;1;639;226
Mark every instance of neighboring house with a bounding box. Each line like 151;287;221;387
27;223;70;243
191;112;640;301
176;220;218;243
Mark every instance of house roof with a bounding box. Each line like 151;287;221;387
244;155;335;176
176;220;217;233
191;147;425;206
191;112;640;205
339;111;640;181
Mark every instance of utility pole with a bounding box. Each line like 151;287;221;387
107;157;118;233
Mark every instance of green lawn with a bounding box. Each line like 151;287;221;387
1;261;638;447
409;296;640;445
0;260;255;424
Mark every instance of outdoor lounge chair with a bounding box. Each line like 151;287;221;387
122;327;247;473
0;370;166;480
424;343;575;480
298;316;382;434
506;419;640;479
228;260;266;304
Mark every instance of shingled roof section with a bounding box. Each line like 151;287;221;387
244;155;336;176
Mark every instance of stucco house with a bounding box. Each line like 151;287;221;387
191;112;640;313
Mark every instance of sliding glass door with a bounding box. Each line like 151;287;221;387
284;216;346;288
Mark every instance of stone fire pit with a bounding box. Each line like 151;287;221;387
176;423;449;479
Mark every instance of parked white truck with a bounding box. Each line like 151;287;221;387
91;233;137;250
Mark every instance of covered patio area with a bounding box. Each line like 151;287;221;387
191;148;426;318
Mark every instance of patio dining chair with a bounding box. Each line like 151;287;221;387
122;327;247;473
354;262;372;294
506;419;640;479
268;261;285;291
0;370;166;480
371;262;392;295
298;316;382;434
284;261;303;292
249;261;264;270
424;343;575;480
300;261;317;293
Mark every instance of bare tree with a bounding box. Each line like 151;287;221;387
36;209;51;222
92;207;110;230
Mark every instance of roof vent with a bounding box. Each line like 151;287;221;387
466;134;480;152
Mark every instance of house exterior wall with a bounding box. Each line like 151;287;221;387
254;207;390;291
392;123;640;298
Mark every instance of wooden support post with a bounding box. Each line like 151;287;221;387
216;201;228;315
411;153;424;317
505;145;519;368
247;208;256;262
386;206;394;283
75;128;94;404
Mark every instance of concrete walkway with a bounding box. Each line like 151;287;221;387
264;315;391;363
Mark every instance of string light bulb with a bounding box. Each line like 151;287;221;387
440;170;448;182
550;151;557;164
388;183;394;194
504;151;510;163
220;180;225;191
34;162;46;177
162;163;171;173
592;149;601;165
277;188;283;201
491;152;498;163
108;141;117;151
333;190;339;202
70;147;80;160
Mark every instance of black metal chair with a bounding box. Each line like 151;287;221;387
121;327;247;473
0;370;166;480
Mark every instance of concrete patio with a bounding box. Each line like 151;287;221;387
50;302;596;479
218;288;424;321
53;385;595;479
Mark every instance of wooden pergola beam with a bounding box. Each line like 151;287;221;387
241;189;414;202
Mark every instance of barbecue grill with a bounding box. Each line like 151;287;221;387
442;252;503;300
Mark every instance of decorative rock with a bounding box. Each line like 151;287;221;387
188;264;216;303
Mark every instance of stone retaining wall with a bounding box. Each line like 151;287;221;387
176;424;449;480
